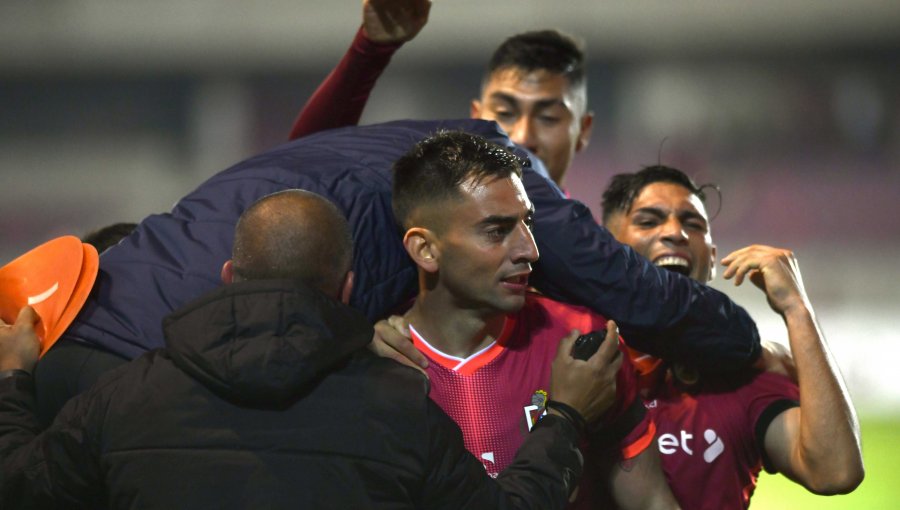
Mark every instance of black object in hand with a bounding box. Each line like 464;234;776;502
571;330;607;360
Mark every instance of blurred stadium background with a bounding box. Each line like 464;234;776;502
1;1;898;506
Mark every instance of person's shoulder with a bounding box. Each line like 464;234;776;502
741;369;799;397
343;349;431;394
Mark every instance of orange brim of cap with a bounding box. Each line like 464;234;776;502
0;236;99;357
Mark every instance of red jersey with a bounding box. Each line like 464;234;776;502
411;293;654;506
644;369;799;509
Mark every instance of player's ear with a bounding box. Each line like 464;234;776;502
709;244;718;281
575;111;594;153
221;260;235;284
339;271;354;305
403;228;440;273
470;99;483;119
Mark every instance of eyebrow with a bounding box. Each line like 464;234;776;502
477;206;535;228
487;92;567;111
633;206;708;225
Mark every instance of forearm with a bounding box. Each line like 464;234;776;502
0;373;51;506
288;27;402;140
607;446;680;510
0;374;102;507
522;171;760;372
781;304;863;492
425;406;582;510
495;414;584;508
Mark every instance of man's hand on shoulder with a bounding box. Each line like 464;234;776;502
0;306;40;373
362;0;432;44
369;315;429;376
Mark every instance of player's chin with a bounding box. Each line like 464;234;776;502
493;294;527;314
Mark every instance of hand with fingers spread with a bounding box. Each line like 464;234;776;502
549;321;622;425
368;314;429;376
721;244;809;316
363;0;432;44
0;306;41;373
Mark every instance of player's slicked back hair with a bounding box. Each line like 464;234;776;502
392;131;524;229
232;190;353;296
601;165;707;225
484;30;586;91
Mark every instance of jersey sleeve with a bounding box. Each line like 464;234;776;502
288;27;403;140
587;343;655;461
740;371;800;473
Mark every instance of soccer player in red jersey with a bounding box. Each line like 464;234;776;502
391;131;679;509
601;166;864;508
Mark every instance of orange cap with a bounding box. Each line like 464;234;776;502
0;236;99;356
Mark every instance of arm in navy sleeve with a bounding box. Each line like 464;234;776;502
521;168;761;372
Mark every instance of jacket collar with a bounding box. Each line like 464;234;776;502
163;279;373;407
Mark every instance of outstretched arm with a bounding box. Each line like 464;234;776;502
607;447;680;510
722;245;864;494
518;166;760;373
288;0;431;140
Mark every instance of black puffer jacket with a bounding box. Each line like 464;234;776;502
0;280;582;509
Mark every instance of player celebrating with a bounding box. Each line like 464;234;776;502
392;131;679;509
601;165;863;508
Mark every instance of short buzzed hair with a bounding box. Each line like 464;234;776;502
232;190;353;296
601;165;707;226
392;131;523;230
483;30;586;95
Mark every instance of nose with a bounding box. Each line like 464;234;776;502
509;118;538;153
660;217;688;245
511;221;540;265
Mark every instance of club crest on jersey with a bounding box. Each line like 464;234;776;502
523;390;548;431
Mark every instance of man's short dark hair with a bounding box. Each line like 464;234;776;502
601;165;707;225
82;222;138;253
484;30;586;91
392;131;524;229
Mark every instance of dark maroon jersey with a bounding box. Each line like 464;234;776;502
643;368;799;509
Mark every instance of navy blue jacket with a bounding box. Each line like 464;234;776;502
64;119;759;370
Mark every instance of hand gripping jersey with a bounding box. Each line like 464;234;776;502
411;293;655;507
643;368;799;509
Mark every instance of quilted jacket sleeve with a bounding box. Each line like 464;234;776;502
0;374;105;509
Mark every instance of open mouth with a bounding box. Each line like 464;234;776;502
501;274;530;286
654;256;691;276
500;273;528;292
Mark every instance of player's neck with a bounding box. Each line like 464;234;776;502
406;293;505;359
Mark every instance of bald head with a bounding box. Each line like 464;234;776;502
230;190;353;298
